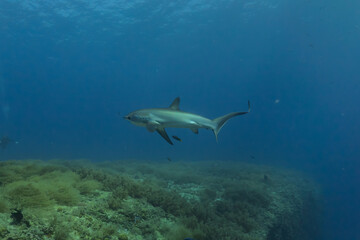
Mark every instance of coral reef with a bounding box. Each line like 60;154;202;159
0;159;321;240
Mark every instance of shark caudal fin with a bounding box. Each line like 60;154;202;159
212;101;250;142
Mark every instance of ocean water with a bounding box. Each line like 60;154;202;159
0;0;359;239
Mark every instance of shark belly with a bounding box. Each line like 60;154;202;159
150;110;213;130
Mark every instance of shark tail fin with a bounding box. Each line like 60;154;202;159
212;101;250;142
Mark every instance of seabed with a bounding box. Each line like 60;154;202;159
0;159;321;240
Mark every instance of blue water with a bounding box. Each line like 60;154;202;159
0;0;359;239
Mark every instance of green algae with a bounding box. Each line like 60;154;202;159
0;197;9;213
0;159;321;240
6;181;54;208
76;179;103;195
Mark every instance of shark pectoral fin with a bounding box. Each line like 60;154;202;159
146;125;156;132
146;121;160;132
156;128;173;145
190;128;199;134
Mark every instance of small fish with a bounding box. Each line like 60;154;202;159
167;157;172;162
172;135;182;142
134;216;141;224
263;174;271;184
0;136;14;149
250;155;255;159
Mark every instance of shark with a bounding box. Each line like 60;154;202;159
124;97;250;145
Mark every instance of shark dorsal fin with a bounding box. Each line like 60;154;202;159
169;97;180;110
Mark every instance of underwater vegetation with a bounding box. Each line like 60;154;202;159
0;159;321;240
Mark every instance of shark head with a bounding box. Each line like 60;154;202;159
123;110;150;127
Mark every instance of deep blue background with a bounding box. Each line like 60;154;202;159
0;1;359;239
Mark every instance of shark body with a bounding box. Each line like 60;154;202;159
124;97;250;145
